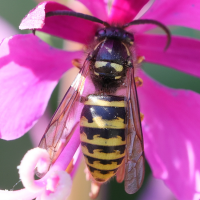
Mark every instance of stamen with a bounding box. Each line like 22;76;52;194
11;180;21;191
135;77;143;87
140;113;144;121
66;158;74;174
72;59;82;69
137;56;145;64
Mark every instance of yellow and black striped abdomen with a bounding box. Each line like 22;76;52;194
80;95;126;182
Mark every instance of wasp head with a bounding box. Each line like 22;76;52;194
95;27;134;45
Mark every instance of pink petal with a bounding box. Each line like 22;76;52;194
109;0;149;25
19;2;98;44
0;34;83;140
29;111;51;147
138;71;200;200
77;0;108;21
141;0;200;31
70;145;82;179
135;34;200;78
138;176;175;200
51;126;80;172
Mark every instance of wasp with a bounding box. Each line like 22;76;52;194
36;10;171;194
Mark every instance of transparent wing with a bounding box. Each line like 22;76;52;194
36;59;90;177
124;67;145;194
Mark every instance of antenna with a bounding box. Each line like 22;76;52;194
46;10;110;27
123;19;171;50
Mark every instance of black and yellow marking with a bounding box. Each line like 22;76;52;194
84;155;124;170
94;61;124;79
80;95;126;182
81;142;126;160
115;76;121;79
95;61;108;69
88;166;118;182
90;35;132;93
95;61;123;72
80;116;125;129
80;131;126;146
84;95;126;107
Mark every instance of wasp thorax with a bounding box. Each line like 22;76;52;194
90;35;132;92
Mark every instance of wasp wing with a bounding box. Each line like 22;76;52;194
124;67;145;194
36;59;90;177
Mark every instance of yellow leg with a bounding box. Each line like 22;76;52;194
137;56;145;64
140;112;144;121
72;58;82;69
135;77;143;87
84;166;101;199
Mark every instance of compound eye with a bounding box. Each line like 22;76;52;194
122;33;127;39
97;29;106;37
114;29;120;36
123;32;134;43
128;34;134;42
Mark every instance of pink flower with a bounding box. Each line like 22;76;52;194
0;0;200;199
138;175;175;200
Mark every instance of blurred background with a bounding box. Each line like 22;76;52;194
0;0;199;200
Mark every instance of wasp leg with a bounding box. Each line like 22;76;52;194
137;56;145;64
135;77;143;87
80;96;87;103
84;166;101;199
140;112;144;121
72;58;82;69
116;158;125;183
90;181;101;199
